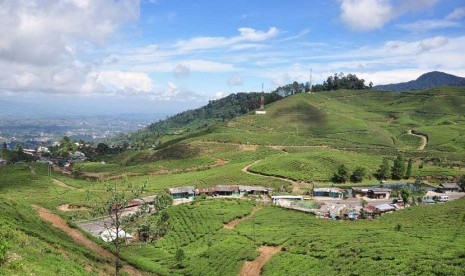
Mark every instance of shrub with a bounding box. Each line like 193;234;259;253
0;235;10;264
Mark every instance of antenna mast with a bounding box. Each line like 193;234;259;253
309;68;313;93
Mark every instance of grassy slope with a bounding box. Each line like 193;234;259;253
115;198;465;275
0;165;112;275
200;87;465;150
75;87;465;186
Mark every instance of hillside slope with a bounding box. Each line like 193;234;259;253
374;71;465;92
196;87;465;153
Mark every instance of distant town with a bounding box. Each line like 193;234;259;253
0;114;164;149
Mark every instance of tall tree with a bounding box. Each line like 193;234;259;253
405;159;413;179
375;158;391;180
332;164;349;183
90;181;145;275
458;175;465;192
350;166;367;183
400;187;411;206
392;155;406;180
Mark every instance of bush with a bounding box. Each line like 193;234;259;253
0;235;10;264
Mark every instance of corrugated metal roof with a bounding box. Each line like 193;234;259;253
168;186;195;194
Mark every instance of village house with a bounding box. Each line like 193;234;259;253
362;205;379;219
313;187;344;199
196;187;217;197
214;185;239;196
271;195;303;206
238;185;271;195
436;182;460;193
167;186;195;200
367;188;391;199
352;187;391;199
375;203;397;215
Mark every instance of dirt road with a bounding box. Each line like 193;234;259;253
239;246;282;276
33;205;143;275
224;206;261;230
408;130;428;150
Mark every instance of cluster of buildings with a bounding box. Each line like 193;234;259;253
167;185;271;200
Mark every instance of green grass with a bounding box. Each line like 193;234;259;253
0;197;110;275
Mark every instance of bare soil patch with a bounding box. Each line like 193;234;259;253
32;205;143;275
224;206;261;230
239;144;257;151
239;246;283;276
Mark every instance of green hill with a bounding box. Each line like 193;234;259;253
2;87;465;275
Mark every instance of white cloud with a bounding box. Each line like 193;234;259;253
446;7;465;20
339;0;439;32
98;71;154;94
417;36;448;52
339;0;393;31
173;64;190;78
398;19;461;32
227;74;243;86
174;27;278;53
271;73;292;87
0;0;140;95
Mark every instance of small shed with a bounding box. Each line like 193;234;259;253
168;186;195;199
363;205;379;218
215;185;239;196
196;187;216;196
352;187;369;198
375;203;396;214
0;158;6;167
313;188;344;198
367;188;391;199
436;183;460;193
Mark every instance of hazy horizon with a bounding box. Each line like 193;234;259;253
1;0;464;116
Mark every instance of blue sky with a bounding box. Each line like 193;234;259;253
0;0;464;116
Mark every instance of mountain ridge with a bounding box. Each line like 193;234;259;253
374;71;465;92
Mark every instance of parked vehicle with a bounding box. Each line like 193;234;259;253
435;195;450;202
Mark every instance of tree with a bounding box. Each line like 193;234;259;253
400;187;410;206
90;180;146;275
350;166;367;183
405;158;413;179
391;155;406;180
375;158;390;180
96;142;110;155
458;175;465;192
1;142;7;151
332;164;349;183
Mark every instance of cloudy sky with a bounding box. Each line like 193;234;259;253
1;0;464;116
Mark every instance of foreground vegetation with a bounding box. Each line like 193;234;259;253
2;86;465;275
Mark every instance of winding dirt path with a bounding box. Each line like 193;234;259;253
242;160;311;193
224;206;261;230
408;130;428;150
32;205;143;275
239;246;282;276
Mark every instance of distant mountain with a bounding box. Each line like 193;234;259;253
374;71;465;92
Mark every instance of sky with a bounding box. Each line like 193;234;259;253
0;0;464;116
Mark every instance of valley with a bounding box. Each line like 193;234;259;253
1;87;465;275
